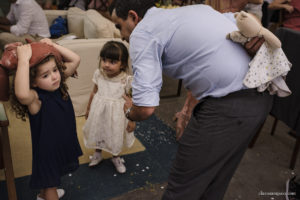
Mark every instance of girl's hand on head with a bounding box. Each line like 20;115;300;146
17;44;32;63
284;4;294;13
40;38;55;46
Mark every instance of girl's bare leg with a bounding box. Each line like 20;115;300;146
44;187;58;200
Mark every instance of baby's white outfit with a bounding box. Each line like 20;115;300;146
244;42;292;97
229;33;292;97
83;69;135;156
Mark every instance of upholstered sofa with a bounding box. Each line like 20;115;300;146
44;7;121;39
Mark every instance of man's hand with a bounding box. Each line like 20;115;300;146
174;112;190;141
244;37;265;57
283;4;294;13
123;94;133;113
126;120;136;132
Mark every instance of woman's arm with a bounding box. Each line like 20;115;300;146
85;84;98;119
268;1;294;13
248;0;263;4
15;45;41;114
39;38;81;78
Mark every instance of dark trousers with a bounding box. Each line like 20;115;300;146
162;89;273;200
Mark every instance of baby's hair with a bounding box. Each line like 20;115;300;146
10;55;69;121
100;41;129;71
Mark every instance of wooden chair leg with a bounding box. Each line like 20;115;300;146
289;137;300;170
0;127;17;200
176;79;182;97
270;118;278;136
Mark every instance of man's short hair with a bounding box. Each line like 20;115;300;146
114;0;156;20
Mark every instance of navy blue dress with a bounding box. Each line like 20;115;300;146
28;88;83;189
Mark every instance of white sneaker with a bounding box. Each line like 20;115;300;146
111;157;126;173
36;188;65;200
89;152;103;167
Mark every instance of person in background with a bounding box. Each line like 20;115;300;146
172;0;186;6
36;0;59;9
10;38;82;200
87;0;115;20
83;41;136;173
58;0;88;10
112;0;272;199
268;0;300;32
0;0;50;55
244;0;264;21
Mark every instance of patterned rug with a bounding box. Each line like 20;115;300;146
0;115;178;200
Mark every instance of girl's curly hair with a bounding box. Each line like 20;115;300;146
10;55;69;121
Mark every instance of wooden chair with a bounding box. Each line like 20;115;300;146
249;27;300;170
0;103;17;200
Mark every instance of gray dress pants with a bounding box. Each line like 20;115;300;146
162;89;273;200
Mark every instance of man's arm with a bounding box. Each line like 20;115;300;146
123;95;155;121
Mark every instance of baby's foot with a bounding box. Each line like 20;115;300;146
89;151;103;167
111;157;126;173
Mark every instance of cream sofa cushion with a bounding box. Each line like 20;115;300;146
84;9;116;39
67;7;86;38
57;38;131;116
44;10;68;27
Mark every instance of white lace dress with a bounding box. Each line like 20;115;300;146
83;69;135;156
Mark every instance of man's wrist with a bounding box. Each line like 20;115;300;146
125;107;133;121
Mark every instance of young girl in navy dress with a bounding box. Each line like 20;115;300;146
83;41;136;173
10;38;82;200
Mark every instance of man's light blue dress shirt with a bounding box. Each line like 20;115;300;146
130;5;251;106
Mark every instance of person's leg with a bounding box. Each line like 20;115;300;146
44;187;58;200
162;89;273;200
111;155;126;173
89;149;103;167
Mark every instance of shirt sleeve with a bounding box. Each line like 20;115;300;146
92;69;100;84
10;2;34;36
130;32;163;107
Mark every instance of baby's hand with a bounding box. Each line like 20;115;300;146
284;4;294;13
126;120;136;132
40;38;55;46
17;44;32;63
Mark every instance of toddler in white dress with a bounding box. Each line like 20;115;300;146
83;41;135;173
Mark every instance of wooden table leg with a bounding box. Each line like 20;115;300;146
0;126;17;200
0;102;17;200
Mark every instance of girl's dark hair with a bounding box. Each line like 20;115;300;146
100;41;129;71
10;55;69;121
114;0;156;20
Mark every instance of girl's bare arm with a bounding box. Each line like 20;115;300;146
85;84;98;119
15;45;41;114
40;38;81;78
